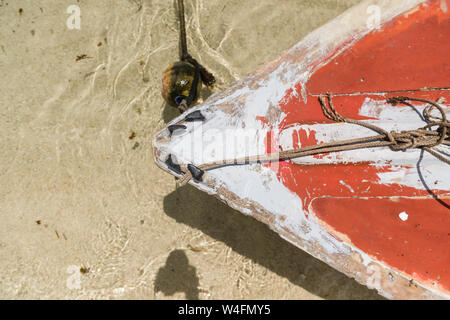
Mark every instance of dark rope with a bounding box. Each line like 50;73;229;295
177;0;188;60
177;95;449;185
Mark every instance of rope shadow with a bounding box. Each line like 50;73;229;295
416;150;450;210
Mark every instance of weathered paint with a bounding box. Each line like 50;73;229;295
272;0;449;294
307;0;450;94
153;0;449;299
310;198;449;292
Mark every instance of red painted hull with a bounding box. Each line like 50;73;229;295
154;0;449;299
271;0;449;293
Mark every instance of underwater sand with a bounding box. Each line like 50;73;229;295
0;0;382;299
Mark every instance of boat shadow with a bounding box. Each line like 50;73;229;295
163;184;384;300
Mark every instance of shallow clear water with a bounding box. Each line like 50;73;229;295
0;0;382;299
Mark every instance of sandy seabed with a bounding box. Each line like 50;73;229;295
0;0;382;299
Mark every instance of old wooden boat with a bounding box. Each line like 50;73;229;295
153;0;449;299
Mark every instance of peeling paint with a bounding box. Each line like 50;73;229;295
398;212;409;221
153;0;449;300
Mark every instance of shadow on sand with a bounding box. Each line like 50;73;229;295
162;184;384;300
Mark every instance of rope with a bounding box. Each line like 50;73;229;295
177;0;215;87
177;0;188;61
177;95;449;185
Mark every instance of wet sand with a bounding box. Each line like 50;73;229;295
0;0;382;299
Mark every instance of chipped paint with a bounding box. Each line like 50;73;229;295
339;181;355;193
398;212;409;221
153;0;449;299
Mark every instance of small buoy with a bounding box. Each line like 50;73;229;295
161;61;202;108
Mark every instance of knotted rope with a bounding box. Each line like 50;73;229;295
177;95;449;185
